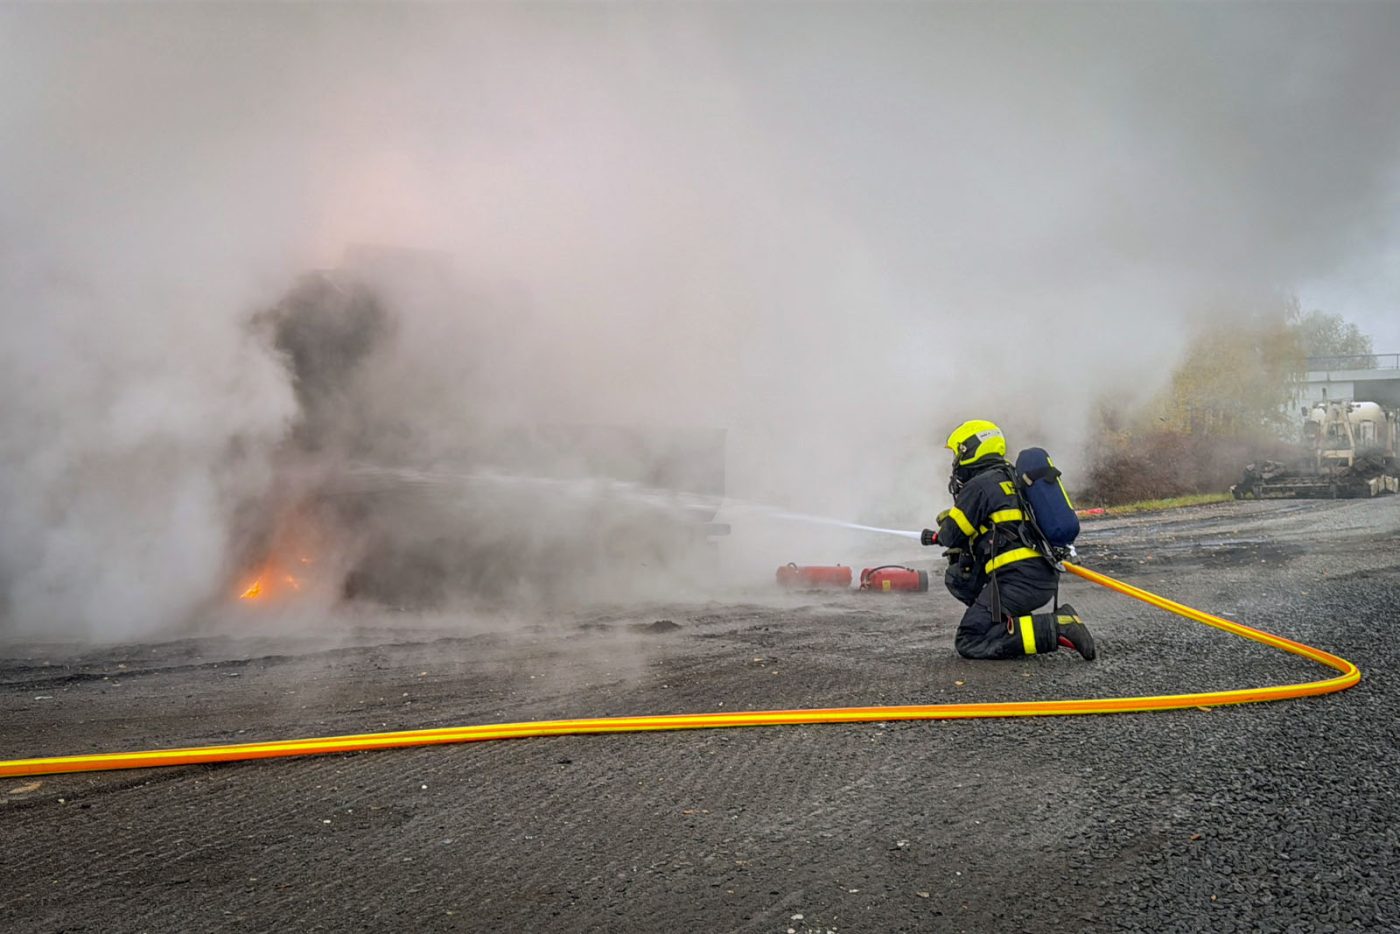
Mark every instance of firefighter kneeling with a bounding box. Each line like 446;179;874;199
928;419;1096;661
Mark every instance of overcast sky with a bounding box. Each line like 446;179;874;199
1300;250;1400;356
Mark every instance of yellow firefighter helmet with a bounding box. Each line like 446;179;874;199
946;419;1007;467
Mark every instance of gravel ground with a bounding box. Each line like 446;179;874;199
2;497;1398;933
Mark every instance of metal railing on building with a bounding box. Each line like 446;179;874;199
1305;353;1399;372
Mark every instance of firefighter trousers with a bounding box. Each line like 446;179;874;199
953;558;1064;660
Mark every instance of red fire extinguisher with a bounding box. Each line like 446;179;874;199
776;564;853;589
859;566;929;592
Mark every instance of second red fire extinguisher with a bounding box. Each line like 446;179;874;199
859;566;929;592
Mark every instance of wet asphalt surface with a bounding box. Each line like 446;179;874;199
3;497;1399;933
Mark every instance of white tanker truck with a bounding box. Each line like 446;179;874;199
1232;400;1399;499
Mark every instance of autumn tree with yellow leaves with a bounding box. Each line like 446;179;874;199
1082;299;1362;504
1149;302;1306;437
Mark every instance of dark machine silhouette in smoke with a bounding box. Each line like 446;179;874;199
236;247;727;608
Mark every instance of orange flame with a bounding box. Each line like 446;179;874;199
237;567;304;601
234;517;318;603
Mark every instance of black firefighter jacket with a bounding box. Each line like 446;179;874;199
936;459;1047;579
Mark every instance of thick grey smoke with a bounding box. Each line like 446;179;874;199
3;3;1399;637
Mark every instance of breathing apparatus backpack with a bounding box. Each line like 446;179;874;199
973;447;1079;622
1011;447;1079;557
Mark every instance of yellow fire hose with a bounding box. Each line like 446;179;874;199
0;563;1360;779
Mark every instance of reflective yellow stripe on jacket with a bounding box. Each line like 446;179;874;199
947;507;976;538
978;508;1024;535
985;547;1043;574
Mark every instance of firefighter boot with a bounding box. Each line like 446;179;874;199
1054;603;1096;661
1009;613;1062;657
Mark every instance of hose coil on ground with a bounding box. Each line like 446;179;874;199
0;563;1360;779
